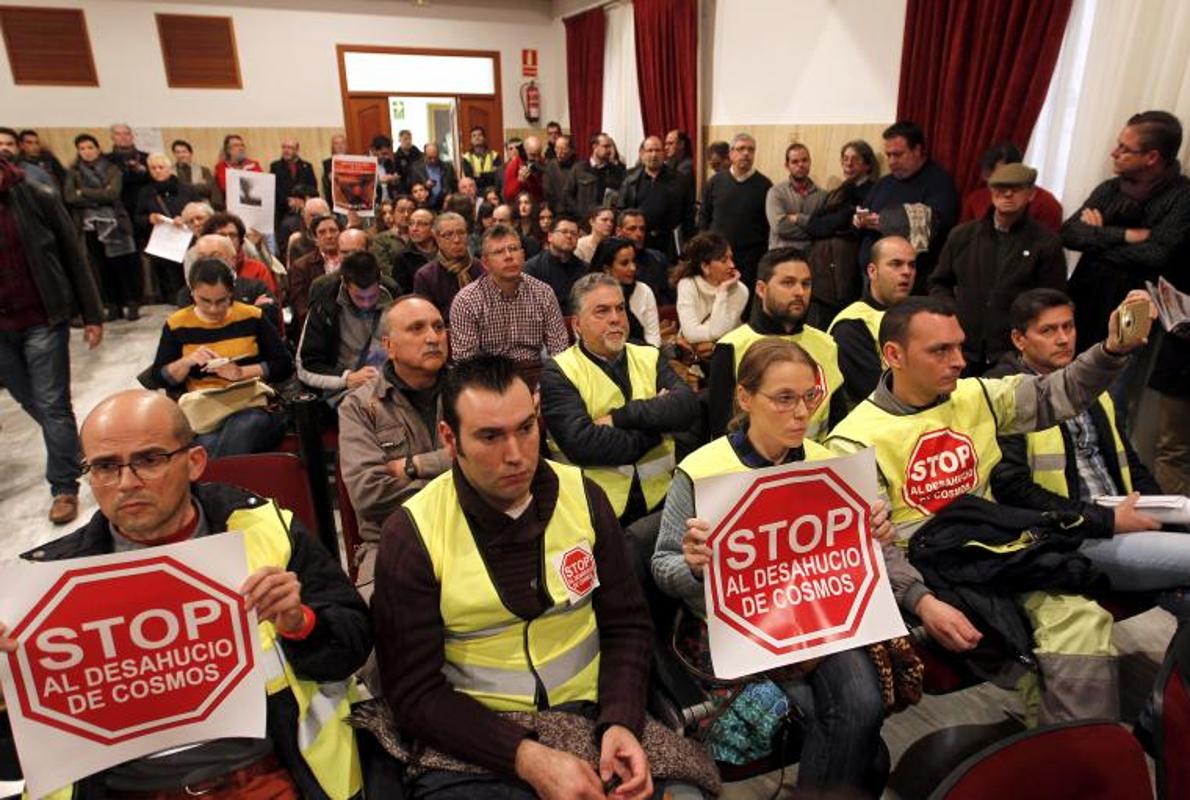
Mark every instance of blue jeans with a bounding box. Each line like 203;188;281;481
779;647;887;792
1080;531;1190;619
0;323;81;495
194;408;285;458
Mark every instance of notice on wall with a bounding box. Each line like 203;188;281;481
0;534;265;799
696;449;906;679
226;168;276;235
331;155;379;217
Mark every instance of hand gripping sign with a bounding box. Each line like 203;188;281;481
0;533;265;799
696;449;906;679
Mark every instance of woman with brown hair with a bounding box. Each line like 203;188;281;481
673;232;749;348
652;337;892;795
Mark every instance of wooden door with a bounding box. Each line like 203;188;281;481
458;96;503;149
345;95;390;154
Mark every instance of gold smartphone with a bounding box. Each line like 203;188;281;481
1116;298;1152;349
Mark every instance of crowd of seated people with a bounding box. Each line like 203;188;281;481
1;107;1188;800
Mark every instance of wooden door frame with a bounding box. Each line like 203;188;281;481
336;44;504;157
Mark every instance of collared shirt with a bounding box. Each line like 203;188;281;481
1063;411;1119;499
448;273;569;363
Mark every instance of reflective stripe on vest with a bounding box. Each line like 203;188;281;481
828;301;886;369
678;435;834;484
827;378;1000;543
716;324;843;442
404;461;601;712
551;343;676;516
463;151;497;176
36;503;362;800
1025;392;1133;498
235;503;362;800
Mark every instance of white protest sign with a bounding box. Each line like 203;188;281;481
144;221;193;263
331;155;379;217
226;168;275;234
0;533;265;799
696;448;906;679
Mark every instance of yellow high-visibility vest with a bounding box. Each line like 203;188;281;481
403;461;602;712
550;343;675;517
716;324;842;441
678;434;834;482
1026;392;1133;497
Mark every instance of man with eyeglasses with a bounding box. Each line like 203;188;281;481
705;247;845;440
524;213;590;310
412;211;482;323
0;389;371;798
929;163;1067;376
1062;111;1190;494
541;273;698;527
449;223;569;391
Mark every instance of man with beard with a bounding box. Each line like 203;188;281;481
541;273;699;526
461;125;501;193
338;295;451;596
830;236;917;409
706;247;844;439
413;211;484;324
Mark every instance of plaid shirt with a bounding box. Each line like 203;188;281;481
449;273;569;363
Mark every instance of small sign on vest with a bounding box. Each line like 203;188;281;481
0;534;265;799
902;428;979;515
554;543;599;603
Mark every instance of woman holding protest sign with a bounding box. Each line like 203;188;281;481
651;337;892;795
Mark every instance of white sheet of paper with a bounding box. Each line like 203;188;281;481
0;534;266;799
696;448;906;679
226;169;276;235
1094;494;1190;524
144;221;193;263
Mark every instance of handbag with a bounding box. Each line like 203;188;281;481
177;378;275;434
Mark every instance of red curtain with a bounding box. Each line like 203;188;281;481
896;0;1072;197
633;0;698;155
564;8;606;159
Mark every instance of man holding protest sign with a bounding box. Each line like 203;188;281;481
0;390;371;799
653;338;895;795
827;292;1157;724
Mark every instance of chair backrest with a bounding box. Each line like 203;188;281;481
930;720;1152;800
334;458;363;583
200;453;320;538
1156;624;1190;800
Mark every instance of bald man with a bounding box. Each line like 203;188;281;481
338;296;452;595
0;390;371;797
269;137;317;230
286;196;332;268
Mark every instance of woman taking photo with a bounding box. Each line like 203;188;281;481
64;133;142;321
652;338;891;795
591;237;661;347
674;232;749;351
148;259;292;457
134;152;197;305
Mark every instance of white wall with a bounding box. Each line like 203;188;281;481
704;0;906;125
0;0;568;129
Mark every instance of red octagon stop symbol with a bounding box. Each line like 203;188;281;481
5;556;255;744
902;428;979;515
706;466;880;654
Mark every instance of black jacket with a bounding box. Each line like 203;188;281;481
706;307;848;437
987;353;1162;536
298;273;397;380
407;160;459;211
133;177;198;241
4;170;104;326
929;210;1067;368
565;160;627;219
909;494;1106;661
617;164;695;261
269;158;318;228
16;482;372;800
830;295;887;411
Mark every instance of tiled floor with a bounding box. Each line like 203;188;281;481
0;309;1178;799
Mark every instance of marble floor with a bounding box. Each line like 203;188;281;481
0;309;1178;799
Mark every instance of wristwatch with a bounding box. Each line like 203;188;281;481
404;456;418;481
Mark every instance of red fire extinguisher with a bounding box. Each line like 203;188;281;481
520;80;541;125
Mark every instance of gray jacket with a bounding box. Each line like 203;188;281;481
765;177;826;249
